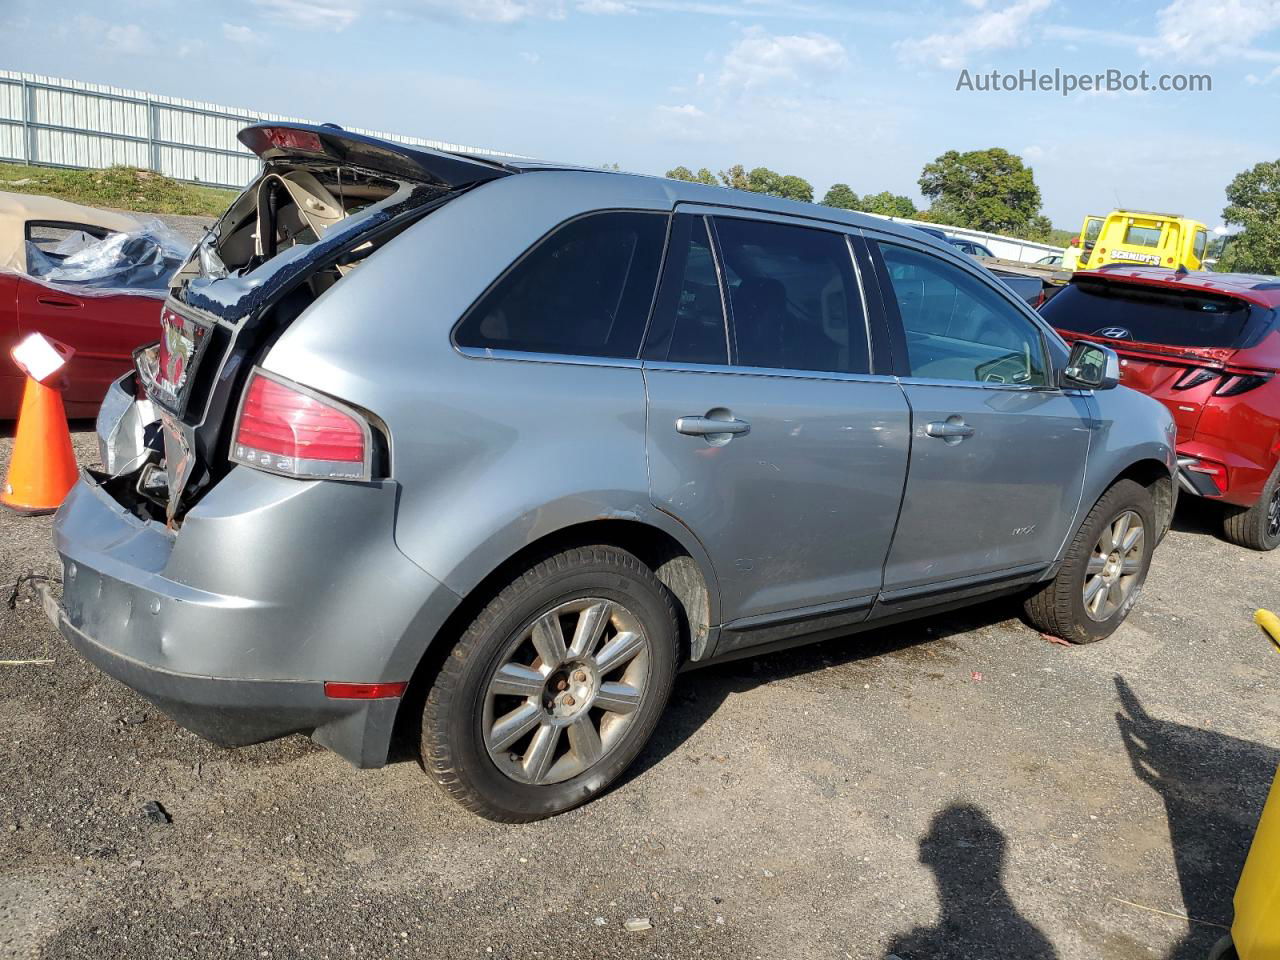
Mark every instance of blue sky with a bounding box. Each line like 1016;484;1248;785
3;0;1279;230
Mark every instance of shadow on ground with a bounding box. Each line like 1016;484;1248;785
883;804;1058;960
1116;674;1278;960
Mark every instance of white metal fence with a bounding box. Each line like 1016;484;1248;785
0;70;518;190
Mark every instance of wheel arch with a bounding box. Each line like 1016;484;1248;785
390;515;720;748
1112;457;1176;541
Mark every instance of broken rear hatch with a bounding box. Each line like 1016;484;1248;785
134;123;511;520
1043;276;1276;442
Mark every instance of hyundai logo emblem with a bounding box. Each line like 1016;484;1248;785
1094;326;1132;340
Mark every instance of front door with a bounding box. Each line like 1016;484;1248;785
867;237;1093;593
643;212;911;630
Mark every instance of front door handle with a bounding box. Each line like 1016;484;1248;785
925;420;976;441
675;414;750;438
36;296;81;309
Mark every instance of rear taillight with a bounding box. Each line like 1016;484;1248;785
230;369;372;481
1173;367;1219;391
1213;372;1272;397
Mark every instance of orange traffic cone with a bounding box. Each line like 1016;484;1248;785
2;334;78;515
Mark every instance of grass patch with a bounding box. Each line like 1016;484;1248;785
0;163;236;217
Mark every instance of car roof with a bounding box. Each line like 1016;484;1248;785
465;159;965;255
1074;266;1280;308
0;191;140;274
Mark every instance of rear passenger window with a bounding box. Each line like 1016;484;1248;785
456;211;667;359
643;215;729;365
714;217;869;375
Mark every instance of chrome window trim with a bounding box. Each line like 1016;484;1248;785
454;345;643;369
642;358;899;385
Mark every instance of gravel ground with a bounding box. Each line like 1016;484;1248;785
2;427;1277;960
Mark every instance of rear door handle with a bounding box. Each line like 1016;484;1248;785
676;415;750;437
925;420;975;440
36;296;81;309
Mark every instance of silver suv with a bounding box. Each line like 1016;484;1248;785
48;124;1176;821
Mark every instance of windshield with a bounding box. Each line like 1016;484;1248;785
1042;279;1267;349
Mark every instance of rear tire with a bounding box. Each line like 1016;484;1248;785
1024;479;1156;644
1221;461;1280;551
420;545;679;822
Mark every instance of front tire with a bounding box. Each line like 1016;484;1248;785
1024;479;1156;644
420;545;679;822
1221;460;1280;551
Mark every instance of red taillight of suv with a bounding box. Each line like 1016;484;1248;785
230;369;372;481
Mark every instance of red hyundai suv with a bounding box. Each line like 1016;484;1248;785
1042;267;1280;550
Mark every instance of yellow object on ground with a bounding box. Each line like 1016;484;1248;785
1075;210;1209;272
1232;767;1280;959
1255;609;1280;652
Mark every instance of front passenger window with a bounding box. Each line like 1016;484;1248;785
876;242;1047;386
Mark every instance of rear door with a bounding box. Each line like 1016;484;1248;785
865;234;1093;594
643;210;910;641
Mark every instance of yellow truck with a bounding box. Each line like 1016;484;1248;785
1070;210;1210;272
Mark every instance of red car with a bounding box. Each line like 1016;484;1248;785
1042;267;1280;549
1;192;180;419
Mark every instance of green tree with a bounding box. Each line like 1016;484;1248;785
692;167;718;186
740;167;813;202
918;148;1044;235
822;183;860;209
1219;159;1280;274
665;165;696;181
858;191;917;218
719;164;751;190
777;174;814;203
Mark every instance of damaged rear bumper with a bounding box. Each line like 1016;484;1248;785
47;466;460;767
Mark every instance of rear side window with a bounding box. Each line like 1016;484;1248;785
643;215;729;365
1194;229;1208;261
714;217;869;375
456;211;667;359
1042;281;1259;348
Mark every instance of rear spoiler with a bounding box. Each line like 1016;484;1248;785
238;123;514;191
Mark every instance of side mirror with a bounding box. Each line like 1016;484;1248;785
1062;340;1121;390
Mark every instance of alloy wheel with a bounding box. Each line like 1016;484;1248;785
1083;510;1145;621
1267;484;1280;539
482;598;651;785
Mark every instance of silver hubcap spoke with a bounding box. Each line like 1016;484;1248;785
1082;509;1145;622
482;597;651;786
530;614;568;669
595;630;645;675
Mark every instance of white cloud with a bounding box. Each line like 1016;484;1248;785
897;0;1051;68
577;0;634;12
78;19;156;56
222;22;266;45
520;50;541;63
719;26;847;93
1023;144;1044;160
251;0;361;30
658;103;707;117
1140;0;1280;62
393;0;567;21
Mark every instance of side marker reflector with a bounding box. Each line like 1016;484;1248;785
323;681;408;700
